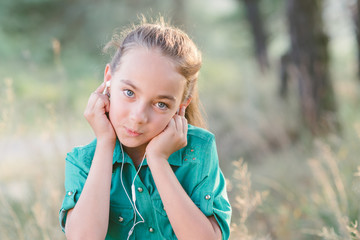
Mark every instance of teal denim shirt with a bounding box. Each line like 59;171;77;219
59;125;232;239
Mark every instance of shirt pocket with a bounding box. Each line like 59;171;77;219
107;205;135;239
152;198;177;240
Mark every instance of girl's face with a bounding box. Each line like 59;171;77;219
106;47;187;152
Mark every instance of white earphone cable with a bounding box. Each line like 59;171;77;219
119;143;145;240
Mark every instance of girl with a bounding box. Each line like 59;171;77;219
59;18;231;240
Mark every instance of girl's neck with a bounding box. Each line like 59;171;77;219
123;144;147;168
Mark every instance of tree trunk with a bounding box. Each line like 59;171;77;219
241;0;269;72
287;0;340;135
355;0;360;80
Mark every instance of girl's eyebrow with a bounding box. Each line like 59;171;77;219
120;79;176;102
157;94;176;102
120;79;138;90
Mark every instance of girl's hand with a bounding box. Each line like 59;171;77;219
84;82;116;142
146;106;188;163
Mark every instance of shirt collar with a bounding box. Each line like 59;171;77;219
112;139;183;167
112;139;132;165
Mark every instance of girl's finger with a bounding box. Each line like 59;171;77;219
173;115;182;132
95;82;106;94
167;118;175;132
86;84;104;110
86;92;99;111
85;93;107;118
182;116;188;134
103;94;111;113
94;94;110;110
179;106;186;117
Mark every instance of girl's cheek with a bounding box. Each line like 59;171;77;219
159;115;173;128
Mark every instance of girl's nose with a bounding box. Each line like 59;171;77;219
130;103;148;124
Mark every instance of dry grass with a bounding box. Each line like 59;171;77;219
0;158;66;240
1;73;360;239
230;159;270;240
0;77;71;240
304;139;360;240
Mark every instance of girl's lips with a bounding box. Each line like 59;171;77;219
124;127;142;137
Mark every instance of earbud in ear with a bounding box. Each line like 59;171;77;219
102;80;111;95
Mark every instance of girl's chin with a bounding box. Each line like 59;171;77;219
117;136;150;149
115;128;162;148
121;142;147;149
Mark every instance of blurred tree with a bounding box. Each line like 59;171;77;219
1;0;92;62
240;0;269;72
1;0;185;61
285;0;340;135
279;51;291;98
3;0;86;42
353;0;360;80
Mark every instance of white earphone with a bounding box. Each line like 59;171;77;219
102;80;111;95
119;143;146;239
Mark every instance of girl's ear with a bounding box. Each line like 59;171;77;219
104;64;112;83
179;97;192;110
182;97;192;108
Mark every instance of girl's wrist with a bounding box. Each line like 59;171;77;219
96;137;116;149
146;154;169;169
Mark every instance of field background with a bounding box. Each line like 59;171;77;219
1;0;360;239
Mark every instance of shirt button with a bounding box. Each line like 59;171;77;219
118;216;124;222
149;227;154;233
205;194;211;200
67;191;73;196
137;187;143;193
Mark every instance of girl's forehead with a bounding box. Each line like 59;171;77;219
115;48;183;80
122;46;173;65
113;47;186;99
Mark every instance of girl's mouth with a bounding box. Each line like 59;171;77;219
124;127;142;137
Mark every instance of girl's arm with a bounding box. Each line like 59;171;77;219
65;140;114;240
148;158;222;240
146;107;222;240
65;83;116;240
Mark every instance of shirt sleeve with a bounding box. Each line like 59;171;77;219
59;147;92;233
190;135;232;240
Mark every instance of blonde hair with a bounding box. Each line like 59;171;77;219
104;17;206;128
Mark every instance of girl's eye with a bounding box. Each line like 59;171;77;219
123;89;134;97
156;102;168;110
